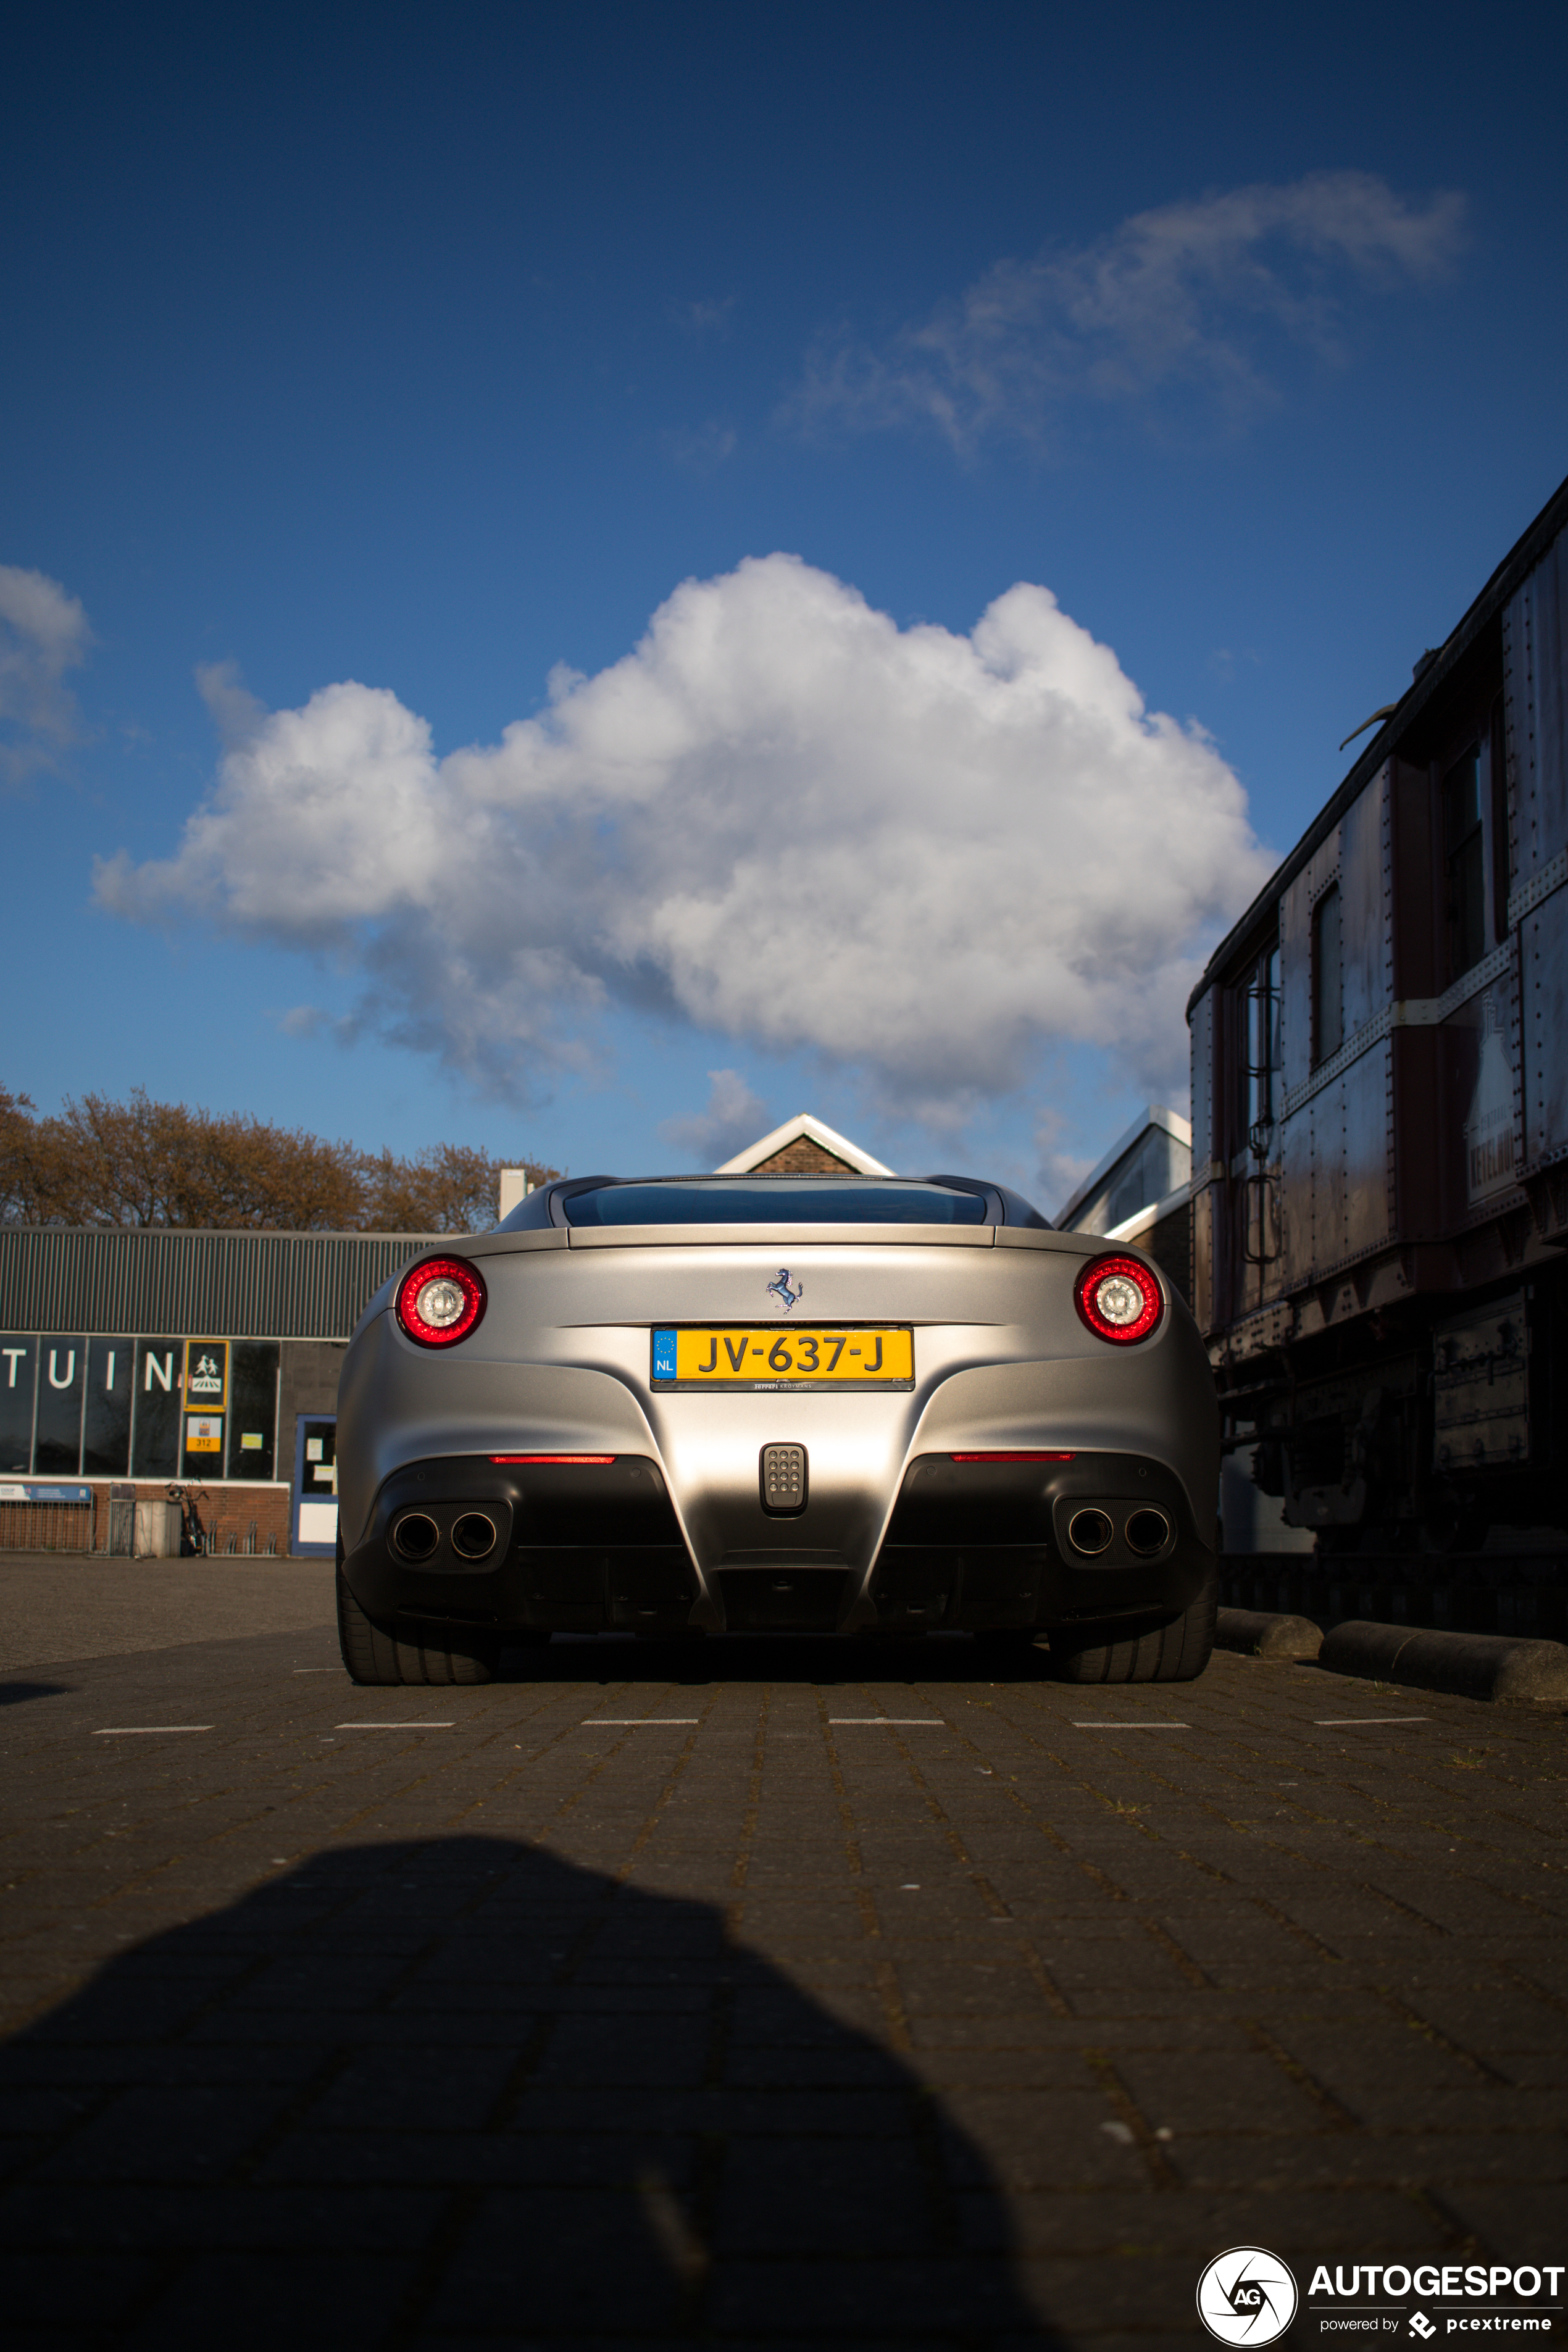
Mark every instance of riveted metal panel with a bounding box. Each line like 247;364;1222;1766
1508;533;1567;882
1191;1178;1216;1335
1189;988;1214;1175
0;1229;451;1340
1278;1082;1316;1288
1280;1069;1315;1293
1279;859;1316;1098
1342;1037;1393;1262
1310;1073;1347;1273
1390;1025;1443;1236
1340;769;1388;1039
1522;883;1568;1166
1281;830;1343;1085
1188;986;1217;1332
1506;534;1568;1174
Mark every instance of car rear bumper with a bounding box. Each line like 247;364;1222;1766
340;1452;1214;1640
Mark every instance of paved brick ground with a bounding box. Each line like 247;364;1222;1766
0;1556;335;1672
1;1614;1564;2348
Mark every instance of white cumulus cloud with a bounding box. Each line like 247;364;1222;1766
790;171;1467;451
0;564;93;780
94;554;1272;1122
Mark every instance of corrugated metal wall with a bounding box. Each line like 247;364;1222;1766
0;1229;448;1338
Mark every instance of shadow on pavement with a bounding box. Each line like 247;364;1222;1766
0;1834;1053;2348
0;1680;72;1706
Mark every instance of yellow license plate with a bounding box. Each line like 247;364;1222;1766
651;1325;914;1391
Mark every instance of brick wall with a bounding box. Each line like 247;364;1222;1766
751;1139;857;1175
68;1480;295;1556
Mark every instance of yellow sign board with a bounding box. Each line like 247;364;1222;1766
183;1340;229;1414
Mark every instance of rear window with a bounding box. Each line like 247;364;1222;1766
562;1180;988;1227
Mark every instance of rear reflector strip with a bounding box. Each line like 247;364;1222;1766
489;1453;617;1465
949;1451;1075;1462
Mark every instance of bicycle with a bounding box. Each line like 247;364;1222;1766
165;1484;212;1557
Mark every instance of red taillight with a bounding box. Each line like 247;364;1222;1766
395;1254;486;1348
489;1453;616;1464
1074;1253;1162;1345
949;1451;1075;1462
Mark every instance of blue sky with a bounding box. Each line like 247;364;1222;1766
3;0;1565;1212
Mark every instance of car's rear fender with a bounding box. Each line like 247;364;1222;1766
335;1309;662;1550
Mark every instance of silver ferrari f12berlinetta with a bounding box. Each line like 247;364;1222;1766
334;1174;1219;1686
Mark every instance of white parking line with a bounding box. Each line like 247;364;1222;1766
1315;1716;1428;1725
582;1718;699;1725
1070;1720;1191;1729
829;1717;946;1725
292;1667;341;1674
335;1721;456;1730
95;1726;212;1735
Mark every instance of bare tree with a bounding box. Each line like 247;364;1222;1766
0;1085;559;1232
359;1142;557;1234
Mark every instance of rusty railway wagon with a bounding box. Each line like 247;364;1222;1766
1189;470;1568;1570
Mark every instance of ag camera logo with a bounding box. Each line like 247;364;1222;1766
1198;2247;1299;2345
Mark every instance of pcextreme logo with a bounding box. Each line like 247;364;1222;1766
1198;2248;1300;2345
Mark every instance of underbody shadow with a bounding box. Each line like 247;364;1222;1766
500;1629;1054;1685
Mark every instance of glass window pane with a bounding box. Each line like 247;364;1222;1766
228;1341;279;1480
1314;886;1343;1064
83;1338;134;1477
0;1337;38;1474
563;1180;987;1226
1443;748;1481;850
1240;941;1282;1143
132;1340;182;1478
35;1338;85;1475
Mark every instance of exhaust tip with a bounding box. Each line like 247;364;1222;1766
390;1511;440;1562
1067;1507;1114;1557
1125;1507;1172;1557
451;1511;498;1562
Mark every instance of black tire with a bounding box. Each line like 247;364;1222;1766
336;1563;404;1684
1046;1569;1217;1685
393;1622;502;1685
335;1562;501;1687
397;1628;442;1685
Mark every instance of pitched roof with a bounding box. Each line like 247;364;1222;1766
1053;1104;1191;1231
714;1112;895;1177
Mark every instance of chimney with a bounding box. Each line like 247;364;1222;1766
497;1169;533;1222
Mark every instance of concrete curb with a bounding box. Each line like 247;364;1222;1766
1216;1607;1323;1660
1319;1619;1568;1704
